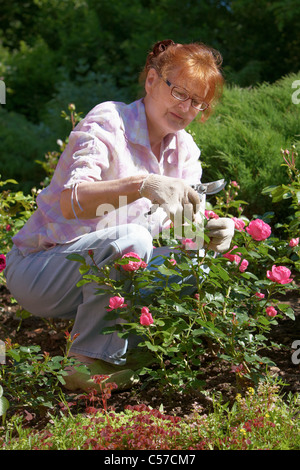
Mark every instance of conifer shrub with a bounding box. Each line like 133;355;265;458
188;72;300;219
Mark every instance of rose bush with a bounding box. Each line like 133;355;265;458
68;186;297;391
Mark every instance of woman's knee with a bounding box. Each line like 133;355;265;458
115;224;154;262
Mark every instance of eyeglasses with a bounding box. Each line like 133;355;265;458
164;78;209;111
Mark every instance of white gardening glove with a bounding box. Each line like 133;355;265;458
139;174;201;221
205;217;235;253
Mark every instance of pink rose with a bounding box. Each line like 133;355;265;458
223;247;248;272
107;296;127;311
266;306;277;317
223;246;241;264
239;259;249;272
230;181;239;188
140;307;154;326
289;238;299;247
204;210;219;220
246;219;271;241
181;238;198;250
168;258;177;266
255;292;265;299
266;265;293;284
232;217;245;231
120;252;147;271
231;363;245;374
0;254;6;273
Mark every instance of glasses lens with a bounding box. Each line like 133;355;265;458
192;100;208;111
171;87;189;101
171;87;208;111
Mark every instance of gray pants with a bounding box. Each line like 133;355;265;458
4;224;161;365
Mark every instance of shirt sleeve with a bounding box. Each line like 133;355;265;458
61;102;121;190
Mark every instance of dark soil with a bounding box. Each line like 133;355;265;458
1;284;299;420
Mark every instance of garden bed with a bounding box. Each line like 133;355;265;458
1;283;299;421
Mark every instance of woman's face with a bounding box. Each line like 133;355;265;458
144;67;202;139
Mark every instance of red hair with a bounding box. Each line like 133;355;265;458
140;39;224;120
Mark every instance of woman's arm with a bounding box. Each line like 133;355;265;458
60;174;147;220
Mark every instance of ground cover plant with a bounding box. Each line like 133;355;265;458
1;381;300;450
0;100;299;450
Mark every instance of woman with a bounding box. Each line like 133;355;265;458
4;40;234;391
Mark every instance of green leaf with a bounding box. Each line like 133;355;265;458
277;304;295;320
66;253;86;263
210;263;230;281
7;349;20;362
0;396;9;417
51;355;65;362
0;387;9;418
0;178;18;186
158;265;180;277
79;264;90;274
144;341;159;352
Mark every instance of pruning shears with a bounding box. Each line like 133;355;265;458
191;178;226;197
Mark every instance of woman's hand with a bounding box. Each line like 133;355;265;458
139;174;201;221
205;217;234;253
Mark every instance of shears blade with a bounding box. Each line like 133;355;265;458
191;179;226;195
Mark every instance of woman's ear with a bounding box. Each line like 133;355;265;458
145;68;160;95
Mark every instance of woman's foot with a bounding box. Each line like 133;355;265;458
63;353;138;392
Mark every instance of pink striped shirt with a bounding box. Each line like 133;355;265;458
13;99;202;255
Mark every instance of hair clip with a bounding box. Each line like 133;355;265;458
153;39;175;56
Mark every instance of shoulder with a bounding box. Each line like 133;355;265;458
77;101;127;132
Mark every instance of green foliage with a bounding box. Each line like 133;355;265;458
3;38;60;122
0;108;55;193
262;146;300;271
223;0;300;86
40;68;129;139
0;176;37;254
0;336;88;419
